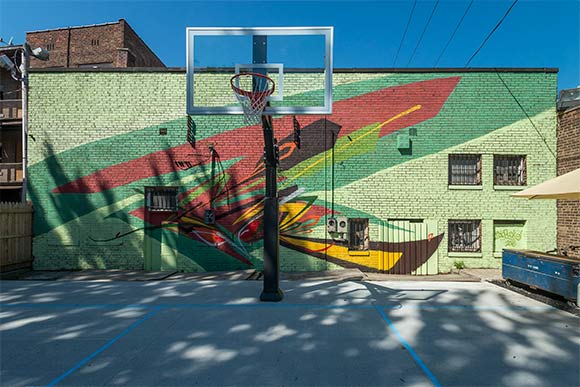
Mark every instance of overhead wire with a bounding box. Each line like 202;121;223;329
406;0;440;67
393;0;417;67
465;0;519;67
457;0;553;157
495;71;556;159
433;0;474;67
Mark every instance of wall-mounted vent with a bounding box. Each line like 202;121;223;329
397;133;411;150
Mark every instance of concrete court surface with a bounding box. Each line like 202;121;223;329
0;280;578;387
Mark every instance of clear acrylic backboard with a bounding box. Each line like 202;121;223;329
186;27;333;116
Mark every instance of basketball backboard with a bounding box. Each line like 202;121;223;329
186;27;333;116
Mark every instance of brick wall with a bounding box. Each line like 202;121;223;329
27;20;164;69
27;69;558;273
27;29;72;68
557;105;580;258
120;20;164;67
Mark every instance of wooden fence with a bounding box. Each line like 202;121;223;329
0;202;33;272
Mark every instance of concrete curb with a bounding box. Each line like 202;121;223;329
2;268;490;283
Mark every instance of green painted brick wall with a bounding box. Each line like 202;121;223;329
27;70;557;273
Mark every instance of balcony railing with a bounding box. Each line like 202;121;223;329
0;100;23;121
0;163;23;185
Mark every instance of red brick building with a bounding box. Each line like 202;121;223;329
1;19;164;202
26;19;164;69
556;88;580;258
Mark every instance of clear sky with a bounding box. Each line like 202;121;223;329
1;0;578;91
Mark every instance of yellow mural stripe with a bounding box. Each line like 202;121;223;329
232;198;264;225
181;216;214;228
281;235;403;271
281;104;422;188
279;202;310;230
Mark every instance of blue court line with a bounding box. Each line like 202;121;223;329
374;306;442;387
44;307;161;387
401;305;555;311
0;302;555;311
0;303;151;309
0;302;380;310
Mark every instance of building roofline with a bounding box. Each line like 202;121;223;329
29;67;559;74
119;19;165;67
26;20;123;34
558;104;580;114
0;45;23;53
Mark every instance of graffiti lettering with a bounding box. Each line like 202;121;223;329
495;229;522;247
175;160;194;170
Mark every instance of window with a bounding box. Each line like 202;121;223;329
348;218;369;251
91;39;100;46
145;187;178;212
448;220;481;253
494;155;526;186
46;43;54;51
449;154;482;185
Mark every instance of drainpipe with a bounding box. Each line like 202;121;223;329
66;27;71;68
20;47;29;204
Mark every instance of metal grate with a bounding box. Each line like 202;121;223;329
145;187;178;212
349;218;369;251
494;155;526;186
448;220;481;252
448;154;482;185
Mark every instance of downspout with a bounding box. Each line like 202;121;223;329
20;47;29;203
66;27;71;67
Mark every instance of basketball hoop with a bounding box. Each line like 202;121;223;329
231;72;275;125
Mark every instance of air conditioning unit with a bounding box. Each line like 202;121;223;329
327;217;337;233
337;216;349;233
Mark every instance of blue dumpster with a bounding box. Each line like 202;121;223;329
502;249;580;305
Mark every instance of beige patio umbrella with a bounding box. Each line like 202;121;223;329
512;167;580;200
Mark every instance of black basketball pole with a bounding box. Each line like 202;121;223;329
254;35;283;302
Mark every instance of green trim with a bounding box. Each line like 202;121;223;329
493;185;527;191
448;185;483;190
493;252;503;258
448;252;483;258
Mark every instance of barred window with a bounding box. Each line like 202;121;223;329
448;220;481;253
494;155;526;186
145;187;178;212
349;218;369;251
449;154;482;185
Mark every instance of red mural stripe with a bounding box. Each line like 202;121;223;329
53;77;460;194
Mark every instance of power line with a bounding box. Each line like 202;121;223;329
434;0;474;67
406;0;440;67
393;0;417;67
495;71;556;159
465;0;519;67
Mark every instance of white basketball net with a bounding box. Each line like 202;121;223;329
231;73;275;125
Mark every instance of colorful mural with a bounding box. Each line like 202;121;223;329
27;71;557;273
